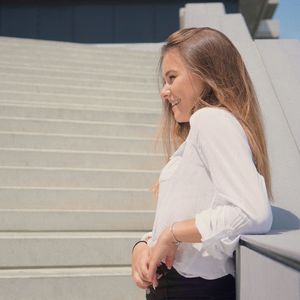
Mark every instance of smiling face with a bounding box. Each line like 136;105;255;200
160;49;204;123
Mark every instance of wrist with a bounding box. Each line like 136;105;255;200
170;222;182;245
162;223;181;246
132;240;147;254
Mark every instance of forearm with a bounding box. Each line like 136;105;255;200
164;219;202;244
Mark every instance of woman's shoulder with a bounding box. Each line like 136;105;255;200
189;107;245;141
190;107;234;124
189;107;239;129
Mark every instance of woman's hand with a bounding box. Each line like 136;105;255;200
147;227;179;288
131;242;153;289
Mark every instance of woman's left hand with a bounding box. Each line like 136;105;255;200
147;227;179;288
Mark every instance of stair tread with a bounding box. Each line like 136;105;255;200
0;231;145;237
0;266;132;277
0;208;154;213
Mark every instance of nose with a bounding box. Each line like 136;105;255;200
160;85;171;102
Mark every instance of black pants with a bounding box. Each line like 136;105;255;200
146;263;236;300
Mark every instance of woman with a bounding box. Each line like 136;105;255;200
131;27;274;300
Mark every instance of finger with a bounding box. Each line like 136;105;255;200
165;256;172;270
165;255;175;270
152;274;159;289
137;255;151;282
140;268;151;282
133;272;152;289
147;260;159;283
166;244;178;268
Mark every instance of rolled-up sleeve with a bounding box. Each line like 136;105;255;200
141;231;153;244
189;108;273;260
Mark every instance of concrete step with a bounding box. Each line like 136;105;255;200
0;61;158;81
0;231;144;267
0;167;159;188
0;53;156;72
0;103;160;124
0;209;154;231
0;117;157;138
0;57;156;79
0;36;159;56
0;36;159;59
0;132;163;153
0;92;161;109
0;266;144;300
0;148;165;170
0;44;159;67
0;71;157;90
0;42;159;59
0;64;158;84
0;81;158;100
0;187;156;210
0;38;160;55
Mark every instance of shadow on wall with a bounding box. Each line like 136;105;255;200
271;206;300;230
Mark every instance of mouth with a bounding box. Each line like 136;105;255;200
170;98;181;108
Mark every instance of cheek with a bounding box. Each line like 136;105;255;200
173;81;186;100
176;79;197;102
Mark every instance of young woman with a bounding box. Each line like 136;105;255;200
131;27;274;300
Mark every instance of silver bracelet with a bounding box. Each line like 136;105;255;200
170;222;181;246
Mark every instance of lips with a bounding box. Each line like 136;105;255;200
170;97;181;107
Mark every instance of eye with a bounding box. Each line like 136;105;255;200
169;75;176;82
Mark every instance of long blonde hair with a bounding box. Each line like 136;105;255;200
151;27;274;203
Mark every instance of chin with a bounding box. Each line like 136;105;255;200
173;109;189;123
174;115;188;123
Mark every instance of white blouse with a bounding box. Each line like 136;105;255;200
142;107;273;279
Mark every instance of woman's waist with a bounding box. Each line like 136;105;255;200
147;240;234;279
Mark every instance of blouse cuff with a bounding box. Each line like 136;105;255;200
192;205;250;260
141;231;153;244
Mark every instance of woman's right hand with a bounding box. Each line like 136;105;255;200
131;242;153;289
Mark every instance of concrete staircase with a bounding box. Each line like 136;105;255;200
1;3;299;300
0;36;163;299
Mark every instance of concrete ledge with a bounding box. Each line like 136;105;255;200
240;229;300;270
255;19;280;39
182;13;252;43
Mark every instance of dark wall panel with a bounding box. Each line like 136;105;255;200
73;4;113;43
115;4;154;43
154;4;181;42
1;5;37;38
38;5;73;41
0;1;239;43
